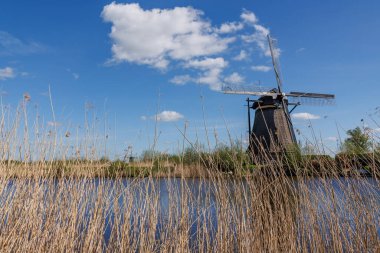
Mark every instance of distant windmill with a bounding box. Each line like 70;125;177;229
223;35;335;160
123;145;134;163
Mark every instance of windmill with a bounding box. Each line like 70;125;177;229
223;35;335;160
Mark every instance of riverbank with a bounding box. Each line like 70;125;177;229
0;158;378;179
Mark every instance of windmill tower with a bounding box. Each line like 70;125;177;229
224;35;335;160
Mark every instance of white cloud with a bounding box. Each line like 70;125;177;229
185;57;227;70
0;31;45;55
251;65;271;72
224;72;244;84
240;10;258;25
292;112;320;120
197;68;224;91
67;69;80;80
0;67;15;80
140;115;147;121
296;47;305;53
101;5;280;91
241;24;278;58
170;75;192;85
216;22;243;34
102;3;233;69
326;136;338;142
185;57;228;90
254;24;270;36
155;111;184;122
233;50;247;61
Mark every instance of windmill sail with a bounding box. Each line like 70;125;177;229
222;84;279;97
268;35;283;93
267;35;297;144
287;92;335;99
287;92;335;105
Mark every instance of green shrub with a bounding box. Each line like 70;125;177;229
210;143;250;173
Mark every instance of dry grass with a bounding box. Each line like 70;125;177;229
0;99;378;252
0;169;378;252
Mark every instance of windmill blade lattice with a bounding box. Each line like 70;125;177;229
288;96;335;106
287;91;335;106
268;35;283;93
222;84;276;96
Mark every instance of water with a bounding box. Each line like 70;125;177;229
0;176;379;250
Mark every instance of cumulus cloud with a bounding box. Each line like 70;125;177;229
0;67;15;80
171;58;229;89
102;3;233;69
239;10;278;57
185;57;227;70
292;112;320;120
185;57;228;90
224;72;244;84
233;50;247;61
240;10;258;25
216;22;244;34
101;4;280;91
155;111;184;122
251;65;271;72
170;75;192;85
242;24;273;57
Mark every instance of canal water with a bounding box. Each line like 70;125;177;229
1;176;379;250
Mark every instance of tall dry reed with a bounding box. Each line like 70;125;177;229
0;97;378;252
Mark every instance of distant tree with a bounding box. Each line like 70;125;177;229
342;127;371;154
140;149;158;162
212;141;249;172
182;147;201;165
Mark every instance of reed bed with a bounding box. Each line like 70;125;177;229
0;168;378;252
0;98;378;252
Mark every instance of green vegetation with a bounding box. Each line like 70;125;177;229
1;132;379;178
342;127;371;154
333;126;380;175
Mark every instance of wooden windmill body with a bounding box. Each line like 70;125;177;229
224;35;335;160
249;93;295;156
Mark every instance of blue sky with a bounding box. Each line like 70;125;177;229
1;0;380;158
